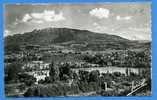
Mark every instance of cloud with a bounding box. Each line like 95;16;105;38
31;20;44;24
116;15;132;21
89;8;110;19
93;22;99;26
77;9;81;13
129;27;150;32
111;28;115;32
116;26;151;40
91;22;108;33
13;18;19;25
4;30;11;37
131;34;151;40
22;10;66;23
22;14;32;22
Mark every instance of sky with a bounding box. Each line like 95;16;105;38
4;3;151;40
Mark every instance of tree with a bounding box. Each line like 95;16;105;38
62;74;69;82
78;70;89;82
88;70;100;83
113;72;121;77
73;72;79;80
25;78;36;86
5;62;23;83
49;61;60;82
38;79;45;84
24;87;35;97
59;63;72;81
44;76;51;83
5;43;21;54
18;73;36;86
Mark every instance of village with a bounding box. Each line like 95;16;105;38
4;44;151;97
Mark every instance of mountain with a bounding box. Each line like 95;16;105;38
4;27;150;52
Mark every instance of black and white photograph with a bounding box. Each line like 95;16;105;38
4;3;151;97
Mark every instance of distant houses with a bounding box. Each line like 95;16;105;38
22;61;50;84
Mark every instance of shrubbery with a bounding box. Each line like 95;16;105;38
24;82;80;97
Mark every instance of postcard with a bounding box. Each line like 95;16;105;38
3;1;152;98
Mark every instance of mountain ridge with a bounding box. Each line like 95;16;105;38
4;27;150;52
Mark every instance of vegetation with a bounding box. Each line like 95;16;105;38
23;60;151;97
49;61;60;82
5;28;150;52
5;62;23;83
83;49;151;68
4;28;151;97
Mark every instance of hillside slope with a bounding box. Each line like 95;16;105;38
4;27;150;52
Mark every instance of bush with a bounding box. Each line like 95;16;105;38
24;82;81;97
113;72;121;77
78;70;89;82
88;82;100;92
18;83;26;91
77;81;89;92
100;90;118;96
25;78;36;86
